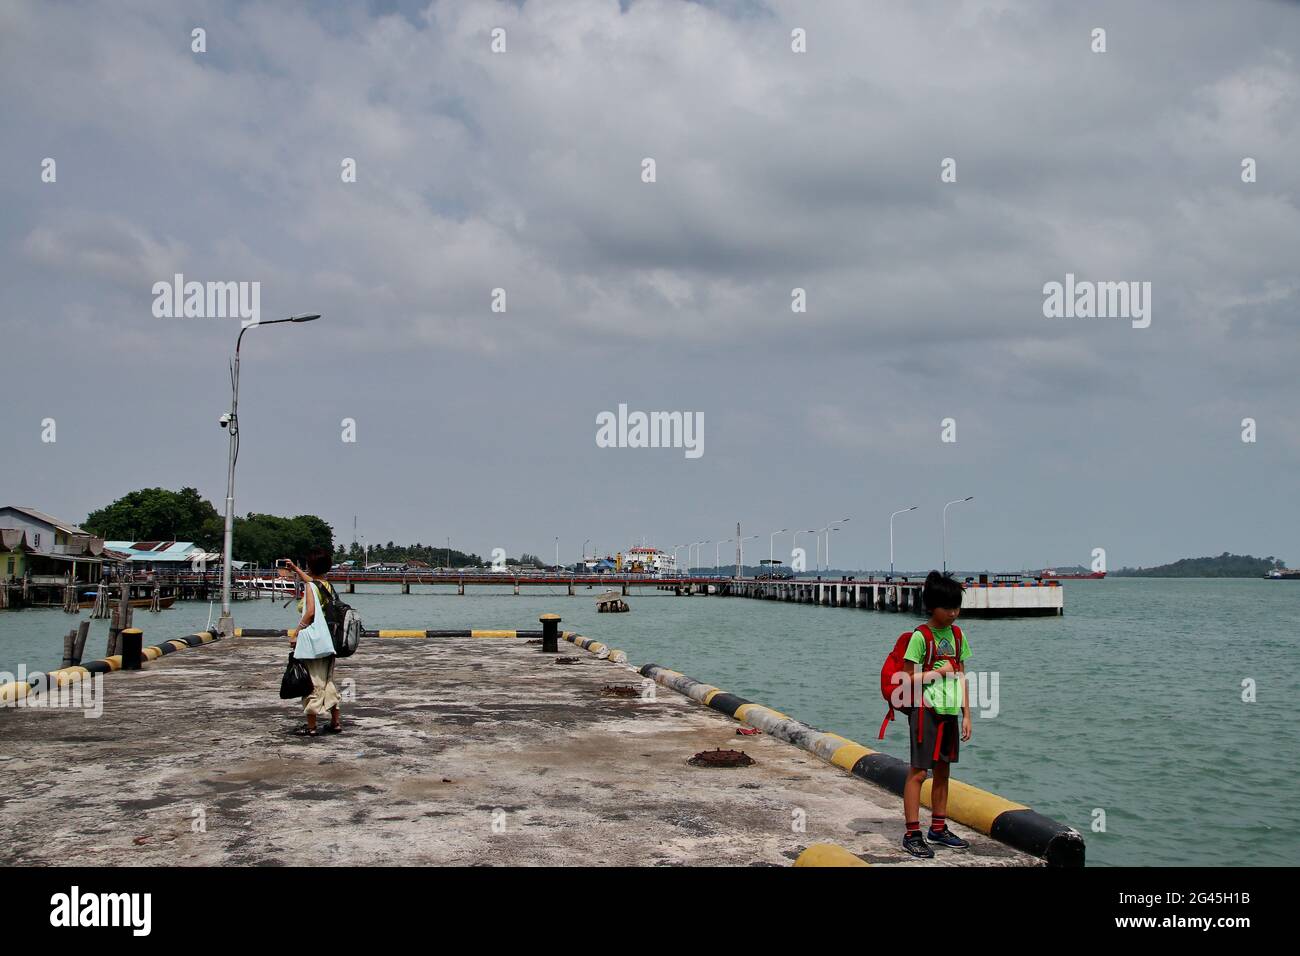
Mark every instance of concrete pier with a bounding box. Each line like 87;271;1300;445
0;630;1040;867
712;578;1064;616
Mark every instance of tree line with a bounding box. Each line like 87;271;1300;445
1113;553;1286;577
83;487;334;567
331;540;548;569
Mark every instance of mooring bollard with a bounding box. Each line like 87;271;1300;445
539;613;560;653
121;628;143;671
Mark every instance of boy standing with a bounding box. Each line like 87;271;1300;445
901;570;972;858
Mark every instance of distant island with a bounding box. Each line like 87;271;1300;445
1112;553;1287;578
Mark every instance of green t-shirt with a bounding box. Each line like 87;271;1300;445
903;626;971;715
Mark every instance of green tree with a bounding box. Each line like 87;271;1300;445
85;487;223;549
232;513;335;567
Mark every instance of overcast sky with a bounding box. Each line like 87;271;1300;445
2;0;1298;571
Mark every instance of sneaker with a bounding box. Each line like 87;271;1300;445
925;827;969;849
902;830;935;858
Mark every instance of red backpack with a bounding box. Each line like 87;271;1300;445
878;623;964;746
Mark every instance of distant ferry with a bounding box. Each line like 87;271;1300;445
1039;569;1106;580
1265;569;1300;580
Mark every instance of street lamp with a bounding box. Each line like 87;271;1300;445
890;506;918;578
218;312;320;637
819;517;850;573
690;540;709;574
794;529;817;574
554;536;559;571
582;538;590;565
715;538;732;575
673;544;686;577
737;534;758;577
769;528;788;570
822;527;840;573
943;497;975;574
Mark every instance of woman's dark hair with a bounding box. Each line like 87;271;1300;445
922;570;963;611
305;548;333;577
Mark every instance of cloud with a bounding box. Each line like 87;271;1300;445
22;215;189;288
1;0;1298;567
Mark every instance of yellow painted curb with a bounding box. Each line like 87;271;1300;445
50;667;90;687
830;741;874;772
920;778;1027;833
794;844;869;867
0;681;31;704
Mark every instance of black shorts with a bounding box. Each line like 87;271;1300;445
907;707;959;769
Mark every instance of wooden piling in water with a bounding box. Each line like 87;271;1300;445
106;587;132;657
73;620;90;665
90;581;109;618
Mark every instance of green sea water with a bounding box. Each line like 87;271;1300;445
2;577;1297;867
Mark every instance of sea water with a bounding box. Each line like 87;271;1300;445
2;577;1296;867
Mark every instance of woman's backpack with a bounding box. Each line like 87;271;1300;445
315;581;362;658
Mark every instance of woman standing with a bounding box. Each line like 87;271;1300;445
281;550;342;737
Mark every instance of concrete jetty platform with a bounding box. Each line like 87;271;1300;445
0;632;1040;867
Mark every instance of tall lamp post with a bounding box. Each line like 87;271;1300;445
218;313;320;637
715;539;731;576
691;540;709;574
737;534;758;576
819;517;850;573
943;497;974;574
795;529;817;574
769;528;787;570
889;506;918;578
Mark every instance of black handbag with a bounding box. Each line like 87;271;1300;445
279;652;314;699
